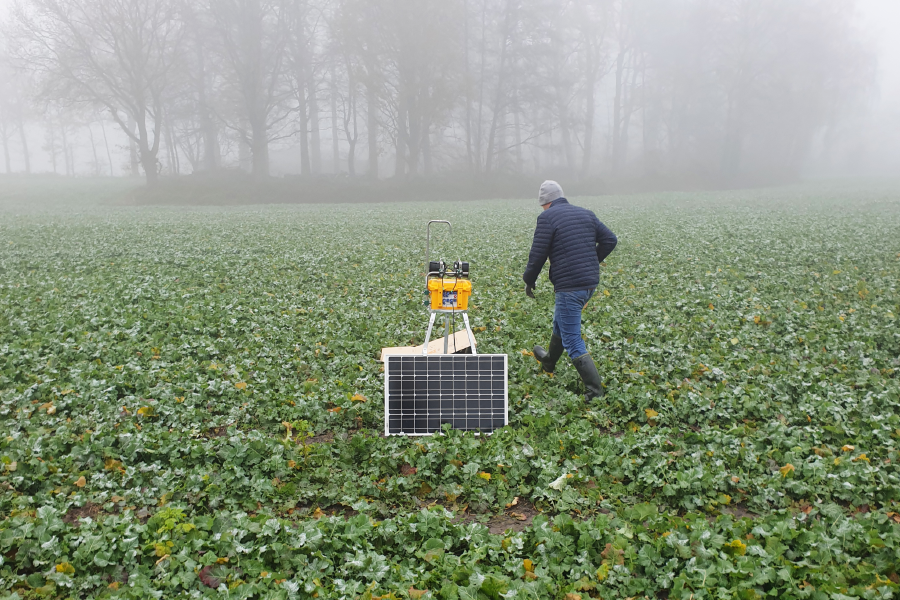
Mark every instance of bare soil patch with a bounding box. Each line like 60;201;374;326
63;502;106;526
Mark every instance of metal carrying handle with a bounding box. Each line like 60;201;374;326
425;220;452;289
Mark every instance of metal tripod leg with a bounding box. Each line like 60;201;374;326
443;315;450;355
461;312;477;355
422;312;438;355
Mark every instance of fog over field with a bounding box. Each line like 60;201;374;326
0;0;898;193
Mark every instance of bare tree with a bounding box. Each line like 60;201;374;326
209;0;294;177
9;0;185;184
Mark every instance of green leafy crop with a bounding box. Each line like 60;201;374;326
1;182;899;598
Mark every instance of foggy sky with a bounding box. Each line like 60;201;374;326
1;0;899;178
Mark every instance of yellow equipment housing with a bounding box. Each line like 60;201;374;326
427;277;472;310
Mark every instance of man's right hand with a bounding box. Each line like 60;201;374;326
525;285;536;299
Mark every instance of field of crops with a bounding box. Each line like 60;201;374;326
1;181;899;599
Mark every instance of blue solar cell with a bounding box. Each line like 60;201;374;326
384;354;508;436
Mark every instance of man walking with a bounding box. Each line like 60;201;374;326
523;180;618;399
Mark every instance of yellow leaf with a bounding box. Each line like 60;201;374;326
566;594;582;600
505;497;519;509
779;464;795;478
137;405;158;418
104;458;124;472
111;495;124;502
351;394;367;402
216;557;229;564
56;562;75;575
312;507;325;519
74;476;87;487
108;582;120;590
709;303;715;310
408;587;428;600
235;381;248;390
731;338;739;345
842;445;855;452
523;558;534;572
603;289;610;296
724;539;747;556
644;408;659;419
852;453;869;463
833;270;841;275
477;471;491;481
175;397;185;403
328;407;342;413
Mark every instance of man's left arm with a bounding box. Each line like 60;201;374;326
594;215;618;263
523;215;553;289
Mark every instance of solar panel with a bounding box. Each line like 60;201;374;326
384;354;508;436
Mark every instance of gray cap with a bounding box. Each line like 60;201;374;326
539;180;563;205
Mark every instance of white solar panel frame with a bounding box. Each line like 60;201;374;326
383;354;508;436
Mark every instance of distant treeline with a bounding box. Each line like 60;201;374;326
1;0;872;187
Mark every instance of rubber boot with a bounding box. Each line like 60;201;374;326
572;353;605;400
533;334;563;373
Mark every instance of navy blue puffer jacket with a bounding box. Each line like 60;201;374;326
522;198;617;292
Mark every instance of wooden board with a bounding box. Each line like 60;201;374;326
380;330;475;361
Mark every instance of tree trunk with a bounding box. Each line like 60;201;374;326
394;96;408;178
366;83;378;179
463;0;473;173
557;85;574;173
17;117;30;174
197;44;220;171
343;62;359;177
474;0;488;172
239;133;251;172
330;61;340;173
136;116;159;185
581;39;597;177
100;118;114;176
309;80;321;174
484;0;514;175
406;93;420;176
618;54;639;173
88;123;100;176
422;129;432;175
250;119;269;177
128;117;140;177
512;85;522;174
164;118;177;175
46;117;59;174
1;127;10;174
611;47;627;174
60;124;71;176
347;137;356;176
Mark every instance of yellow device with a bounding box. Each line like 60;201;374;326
427;277;472;310
420;220;478;355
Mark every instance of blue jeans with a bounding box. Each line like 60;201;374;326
552;288;595;359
